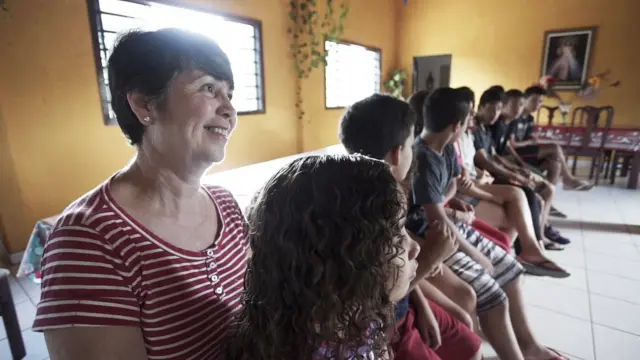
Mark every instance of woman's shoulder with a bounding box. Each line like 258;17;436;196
53;181;112;232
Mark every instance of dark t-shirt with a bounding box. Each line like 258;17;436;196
473;124;494;159
509;114;535;142
407;140;460;236
490;117;510;156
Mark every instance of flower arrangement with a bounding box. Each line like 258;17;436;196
535;70;621;123
384;70;408;100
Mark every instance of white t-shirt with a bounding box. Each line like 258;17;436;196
458;131;477;177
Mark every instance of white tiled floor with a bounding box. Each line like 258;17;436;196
2;168;640;359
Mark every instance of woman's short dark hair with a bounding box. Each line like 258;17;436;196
108;29;234;145
339;94;416;160
230;154;405;360
414;87;470;134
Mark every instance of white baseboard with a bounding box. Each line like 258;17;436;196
10;251;24;265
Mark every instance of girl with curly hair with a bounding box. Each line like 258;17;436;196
228;154;421;360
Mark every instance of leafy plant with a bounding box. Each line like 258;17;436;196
384;69;408;100
1;0;11;20
288;0;350;122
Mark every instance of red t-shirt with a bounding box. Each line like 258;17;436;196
33;178;248;360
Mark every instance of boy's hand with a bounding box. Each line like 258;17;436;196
459;176;474;189
479;170;494;185
448;198;469;212
424;221;458;261
413;294;442;349
471;253;494;275
456;210;475;225
518;167;532;177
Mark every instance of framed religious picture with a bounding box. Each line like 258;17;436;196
540;27;597;90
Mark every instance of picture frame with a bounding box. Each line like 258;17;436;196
540;27;597;90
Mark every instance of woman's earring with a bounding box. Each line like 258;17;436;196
143;116;151;124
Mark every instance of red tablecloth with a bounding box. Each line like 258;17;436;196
533;126;640;152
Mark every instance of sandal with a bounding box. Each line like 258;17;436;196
517;258;571;278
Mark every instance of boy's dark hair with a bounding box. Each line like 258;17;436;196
479;87;506;107
108;29;233;145
339;94;416;160
504;89;525;101
524;85;547;97
487;85;505;94
408;90;430;136
414;87;470;134
231;154;404;360
456;86;475;107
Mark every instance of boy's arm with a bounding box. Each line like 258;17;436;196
457;181;497;203
408;227;455;289
443;179;458;203
474;149;525;183
423;203;492;272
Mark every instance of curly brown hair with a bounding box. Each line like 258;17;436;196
228;154;407;360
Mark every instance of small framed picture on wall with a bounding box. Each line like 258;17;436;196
540;27;597;90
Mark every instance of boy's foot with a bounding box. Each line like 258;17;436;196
549;206;568;219
545;225;571;245
564;180;594;191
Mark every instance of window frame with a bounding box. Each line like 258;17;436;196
85;0;266;125
323;39;382;110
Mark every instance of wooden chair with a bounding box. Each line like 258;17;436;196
535;105;560;125
0;269;26;360
565;106;614;185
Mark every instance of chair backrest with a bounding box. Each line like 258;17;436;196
570;106;614;149
535;105;559;125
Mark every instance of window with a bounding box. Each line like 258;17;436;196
324;40;381;109
86;0;265;124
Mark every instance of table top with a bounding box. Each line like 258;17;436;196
533;126;640;152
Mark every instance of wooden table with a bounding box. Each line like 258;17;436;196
532;126;640;189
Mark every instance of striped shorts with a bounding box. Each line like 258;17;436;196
444;222;524;314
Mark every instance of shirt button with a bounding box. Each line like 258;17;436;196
215;286;224;295
206;249;214;257
208;262;216;269
210;274;219;283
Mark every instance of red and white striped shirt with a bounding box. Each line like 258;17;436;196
33;179;248;360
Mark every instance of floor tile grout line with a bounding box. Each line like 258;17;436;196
526;303;592;323
589;322;640;339
587;291;640;307
581;220;598;360
580;267;640;283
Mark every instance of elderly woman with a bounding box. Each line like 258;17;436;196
32;29;246;360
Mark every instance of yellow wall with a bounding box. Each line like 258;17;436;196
300;0;399;151
0;0;397;252
397;0;640;126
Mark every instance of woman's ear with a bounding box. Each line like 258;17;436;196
127;92;154;125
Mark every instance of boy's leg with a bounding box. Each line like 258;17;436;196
392;305;442;360
430;301;483;360
475;184;567;275
503;278;569;360
421;275;474;329
539;143;590;188
444;250;523;360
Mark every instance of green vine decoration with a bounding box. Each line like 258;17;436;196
384;69;408;100
1;0;12;20
288;0;350;122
